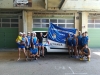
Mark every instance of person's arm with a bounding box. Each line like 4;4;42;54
37;39;39;44
26;37;28;43
43;32;48;37
36;37;39;44
81;47;84;54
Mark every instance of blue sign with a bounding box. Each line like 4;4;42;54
48;23;77;44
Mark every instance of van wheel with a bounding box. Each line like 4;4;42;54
44;47;47;55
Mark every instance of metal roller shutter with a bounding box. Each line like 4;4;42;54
88;14;100;48
0;15;19;48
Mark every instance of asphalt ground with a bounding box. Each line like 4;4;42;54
0;48;100;75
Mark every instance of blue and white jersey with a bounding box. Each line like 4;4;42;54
27;36;31;46
77;35;82;45
33;37;37;45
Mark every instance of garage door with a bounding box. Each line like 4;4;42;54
88;16;100;48
0;16;18;48
33;13;74;31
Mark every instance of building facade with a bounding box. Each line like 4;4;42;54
0;0;100;48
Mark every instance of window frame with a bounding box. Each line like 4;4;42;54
33;18;74;28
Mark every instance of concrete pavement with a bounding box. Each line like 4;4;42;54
0;48;100;75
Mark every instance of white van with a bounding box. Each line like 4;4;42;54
34;31;68;54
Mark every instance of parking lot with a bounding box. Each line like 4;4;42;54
0;48;100;75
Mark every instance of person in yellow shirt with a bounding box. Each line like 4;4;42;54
16;32;23;43
16;32;27;61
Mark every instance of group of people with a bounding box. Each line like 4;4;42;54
16;32;47;61
16;31;91;61
66;31;91;61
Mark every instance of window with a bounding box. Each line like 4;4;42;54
42;24;49;27
42;19;49;23
11;24;18;27
0;16;19;28
88;19;100;28
0;23;1;27
33;19;41;23
95;20;100;23
11;19;18;22
50;19;57;23
2;23;10;27
66;24;74;28
33;24;41;28
33;18;74;28
2;19;10;22
95;24;100;28
67;20;74;23
58;24;65;27
58;19;65;23
88;24;94;28
88;20;94;23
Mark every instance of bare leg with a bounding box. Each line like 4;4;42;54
75;46;78;56
87;55;90;61
22;48;27;61
42;46;44;56
17;48;21;61
38;46;41;56
77;46;79;54
26;47;29;58
71;47;73;56
68;46;71;55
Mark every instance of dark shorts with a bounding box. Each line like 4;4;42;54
17;43;25;49
67;43;72;46
84;54;88;56
39;43;43;46
72;44;77;47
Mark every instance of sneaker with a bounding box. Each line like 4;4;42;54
17;58;20;61
80;58;83;60
76;56;79;59
42;56;45;58
25;58;28;61
71;55;75;58
35;57;37;60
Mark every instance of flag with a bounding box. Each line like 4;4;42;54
48;23;77;44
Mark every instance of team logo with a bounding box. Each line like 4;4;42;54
52;33;56;39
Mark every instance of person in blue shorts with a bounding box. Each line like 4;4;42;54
77;31;82;54
16;32;27;61
85;31;89;45
33;32;38;48
80;44;91;61
26;32;31;50
29;44;39;60
26;32;31;59
22;32;29;61
72;34;78;58
66;33;73;57
38;32;47;57
17;40;27;61
81;33;88;48
30;32;34;47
